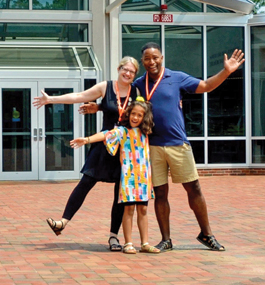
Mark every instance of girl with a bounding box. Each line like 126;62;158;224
70;98;160;254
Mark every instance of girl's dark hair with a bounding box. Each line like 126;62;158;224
121;100;154;135
141;42;161;54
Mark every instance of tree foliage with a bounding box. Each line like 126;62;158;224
252;0;265;14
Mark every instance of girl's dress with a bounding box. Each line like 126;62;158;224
81;81;137;182
104;126;154;203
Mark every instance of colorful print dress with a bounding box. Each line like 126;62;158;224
104;126;154;203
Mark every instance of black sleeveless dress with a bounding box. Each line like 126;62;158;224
81;81;137;182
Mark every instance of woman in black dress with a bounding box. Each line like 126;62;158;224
33;56;139;251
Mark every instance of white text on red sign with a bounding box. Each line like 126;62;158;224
153;14;173;23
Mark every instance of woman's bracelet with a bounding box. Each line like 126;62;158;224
86;137;90;144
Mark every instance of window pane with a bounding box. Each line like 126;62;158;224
121;0;160;11
166;0;202;12
2;89;31;172
190;141;204;164
208;141;246;163
0;0;28;9
0;23;88;42
84;79;97;155
122;25;161;77
207;5;234;13
252;140;265;163
33;0;89;10
251;26;265;136
207;26;245;136
0;47;79;67
165;26;203;137
183;94;204;137
45;88;74;171
76;48;94;68
165;26;202;78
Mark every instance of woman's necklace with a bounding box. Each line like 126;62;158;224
115;81;131;122
145;67;165;101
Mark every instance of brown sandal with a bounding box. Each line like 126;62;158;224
46;218;65;236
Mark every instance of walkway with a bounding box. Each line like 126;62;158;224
0;176;264;284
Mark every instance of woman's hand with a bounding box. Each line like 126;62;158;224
70;137;89;149
32;90;50;109
79;102;99;114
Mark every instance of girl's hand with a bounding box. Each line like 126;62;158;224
32;90;50;109
70;137;89;149
78;102;99;115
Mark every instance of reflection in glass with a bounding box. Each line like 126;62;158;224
0;0;28;9
190;141;204;164
83;79;97;155
183;94;204;137
33;0;89;10
166;0;202;12
45;89;74;171
251;26;265;136
2;89;31;171
122;25;161;77
165;26;202;78
76;48;94;68
0;47;79;68
207;26;245;136
0;23;88;42
207;4;234;13
252;140;265;163
208;141;245;163
122;0;160;11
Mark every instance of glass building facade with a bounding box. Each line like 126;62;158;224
0;0;264;180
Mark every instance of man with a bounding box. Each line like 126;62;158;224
133;42;245;252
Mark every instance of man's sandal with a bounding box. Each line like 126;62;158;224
123;242;136;254
46;218;65;236
197;231;225;251
140;242;160;253
108;236;122;251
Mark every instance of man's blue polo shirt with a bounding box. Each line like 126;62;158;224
133;68;200;146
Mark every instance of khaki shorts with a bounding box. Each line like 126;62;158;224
150;143;199;187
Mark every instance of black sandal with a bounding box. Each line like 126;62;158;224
197;231;225;251
108;236;122;251
46;218;65;236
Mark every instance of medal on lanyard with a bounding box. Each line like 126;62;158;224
115;81;131;122
145;67;165;101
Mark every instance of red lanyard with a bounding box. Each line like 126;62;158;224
115;81;131;122
145;67;165;101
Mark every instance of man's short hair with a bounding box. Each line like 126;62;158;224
141;42;162;54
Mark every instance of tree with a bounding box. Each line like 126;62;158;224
252;0;265;14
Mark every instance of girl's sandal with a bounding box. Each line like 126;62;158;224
46;218;65;236
140;242;160;254
108;236;122;251
123;242;136;254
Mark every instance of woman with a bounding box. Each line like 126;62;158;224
33;56;140;251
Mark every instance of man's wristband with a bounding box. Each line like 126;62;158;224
86;137;90;144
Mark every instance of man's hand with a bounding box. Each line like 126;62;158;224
32;90;50;109
224;49;245;75
78;102;99;115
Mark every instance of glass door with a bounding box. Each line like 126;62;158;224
0;81;82;180
38;81;81;180
0;82;38;180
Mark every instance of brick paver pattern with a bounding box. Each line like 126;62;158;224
0;176;265;285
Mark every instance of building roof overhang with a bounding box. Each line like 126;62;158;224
192;0;255;15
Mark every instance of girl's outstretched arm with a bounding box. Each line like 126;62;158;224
70;132;105;149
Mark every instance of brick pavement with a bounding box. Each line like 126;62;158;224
0;176;265;285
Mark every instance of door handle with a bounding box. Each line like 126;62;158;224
33;128;38;141
39;128;46;141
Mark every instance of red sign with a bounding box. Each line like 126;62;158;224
153;14;173;23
